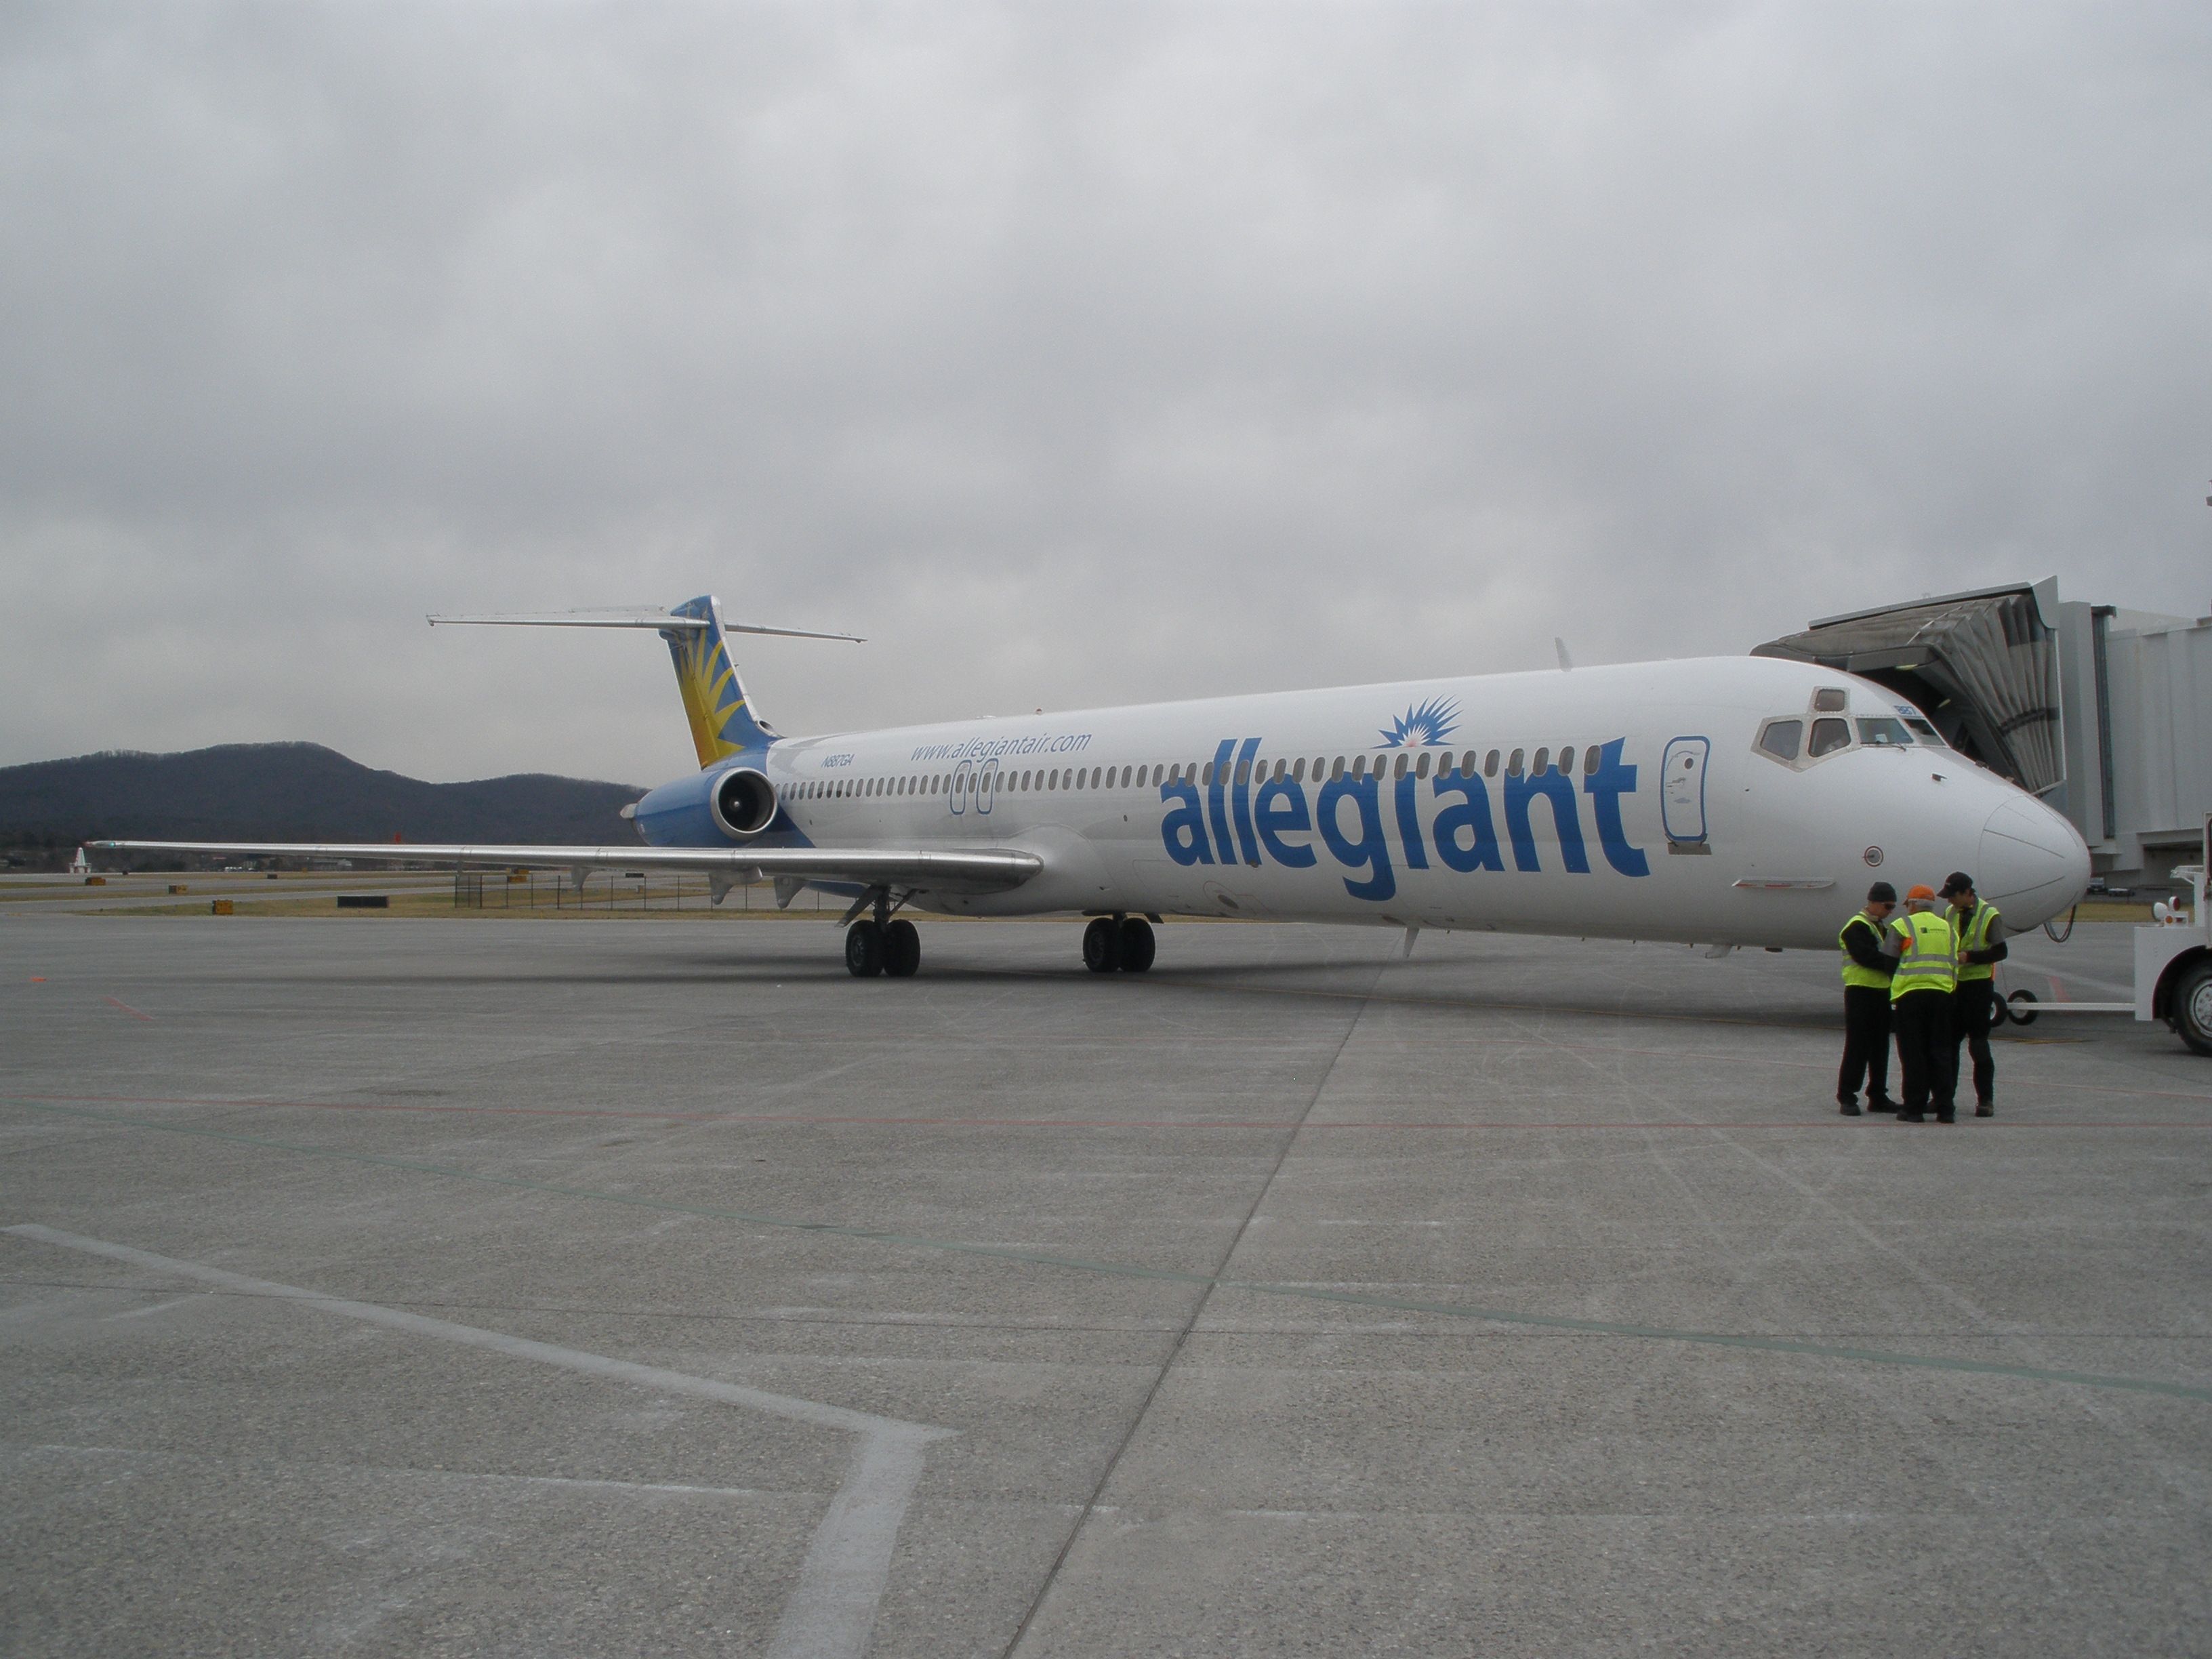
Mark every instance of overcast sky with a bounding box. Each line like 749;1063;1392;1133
3;2;2207;787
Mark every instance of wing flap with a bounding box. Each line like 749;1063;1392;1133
88;841;1040;895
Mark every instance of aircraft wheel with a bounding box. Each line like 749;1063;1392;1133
2005;989;2038;1027
883;918;921;979
2173;960;2212;1057
1118;917;1155;972
845;921;886;978
1082;916;1122;973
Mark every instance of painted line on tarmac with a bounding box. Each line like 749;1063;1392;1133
4;1224;954;1659
8;1090;2209;1130
101;996;153;1021
9;1101;2211;1406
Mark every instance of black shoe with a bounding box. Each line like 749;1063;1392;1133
1867;1099;1900;1113
1975;1102;1994;1118
1839;1101;1862;1116
1935;1112;1957;1124
1899;1111;1926;1123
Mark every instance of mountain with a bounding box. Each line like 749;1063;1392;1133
0;743;647;853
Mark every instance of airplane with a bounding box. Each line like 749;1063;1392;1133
96;593;2093;978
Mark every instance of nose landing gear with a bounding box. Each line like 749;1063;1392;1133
1083;915;1155;974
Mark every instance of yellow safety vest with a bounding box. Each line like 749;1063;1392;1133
1889;910;1957;1000
1839;914;1890;989
1953;900;2001;982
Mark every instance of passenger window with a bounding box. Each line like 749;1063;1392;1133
1330;757;1345;781
1533;747;1550;774
1201;762;1212;785
1857;717;1912;747
1235;760;1250;785
1414;753;1431;779
1759;720;1803;761
1485;750;1500;777
1292;758;1306;781
1557;747;1573;775
1809;718;1851;757
1508;748;1525;776
1393;754;1408;779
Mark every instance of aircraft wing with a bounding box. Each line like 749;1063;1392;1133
87;841;1041;896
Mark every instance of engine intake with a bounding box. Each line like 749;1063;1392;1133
710;768;779;840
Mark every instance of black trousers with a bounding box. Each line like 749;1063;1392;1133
1951;979;1997;1105
1838;985;1893;1104
1893;991;1957;1115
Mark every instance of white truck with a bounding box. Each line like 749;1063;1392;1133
2002;813;2212;1056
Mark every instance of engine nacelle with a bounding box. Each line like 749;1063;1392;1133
710;768;779;840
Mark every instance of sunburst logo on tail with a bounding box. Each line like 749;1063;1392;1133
663;596;763;766
1378;697;1458;748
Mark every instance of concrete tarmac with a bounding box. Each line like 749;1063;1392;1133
3;913;2207;1656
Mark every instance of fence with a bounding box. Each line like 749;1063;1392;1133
451;869;838;916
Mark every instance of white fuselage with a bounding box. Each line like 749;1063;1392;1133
671;655;2089;950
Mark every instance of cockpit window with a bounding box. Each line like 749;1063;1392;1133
1757;719;1803;762
1857;717;1912;747
1904;718;1946;745
1808;717;1851;758
1813;688;1848;713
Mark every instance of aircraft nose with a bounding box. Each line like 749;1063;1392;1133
1979;796;2091;926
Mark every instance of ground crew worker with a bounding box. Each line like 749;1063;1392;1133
1882;884;1959;1122
1837;881;1900;1115
1941;871;2007;1116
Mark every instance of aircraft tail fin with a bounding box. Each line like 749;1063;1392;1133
663;594;775;765
427;596;863;770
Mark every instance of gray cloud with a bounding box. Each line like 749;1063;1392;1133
3;2;2207;786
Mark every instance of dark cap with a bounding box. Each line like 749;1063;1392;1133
1866;881;1896;904
1938;872;1975;897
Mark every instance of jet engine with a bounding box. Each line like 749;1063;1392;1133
709;768;779;840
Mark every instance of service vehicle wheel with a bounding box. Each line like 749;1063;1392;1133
883;919;921;978
2005;989;2039;1027
2173;960;2212;1057
845;921;885;978
1082;916;1122;973
1118;917;1155;972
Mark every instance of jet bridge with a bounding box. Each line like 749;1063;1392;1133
1753;579;2064;796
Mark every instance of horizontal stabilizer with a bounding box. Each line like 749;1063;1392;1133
427;607;863;642
89;840;1037;897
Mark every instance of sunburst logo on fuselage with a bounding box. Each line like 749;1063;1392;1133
1377;697;1458;748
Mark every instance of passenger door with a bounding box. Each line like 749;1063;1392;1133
1662;736;1711;848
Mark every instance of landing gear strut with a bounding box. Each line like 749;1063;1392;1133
846;890;921;979
1084;915;1155;974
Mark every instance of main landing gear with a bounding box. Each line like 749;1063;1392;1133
845;890;921;979
1083;915;1155;975
845;917;920;977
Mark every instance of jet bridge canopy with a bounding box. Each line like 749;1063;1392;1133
1753;579;2064;795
